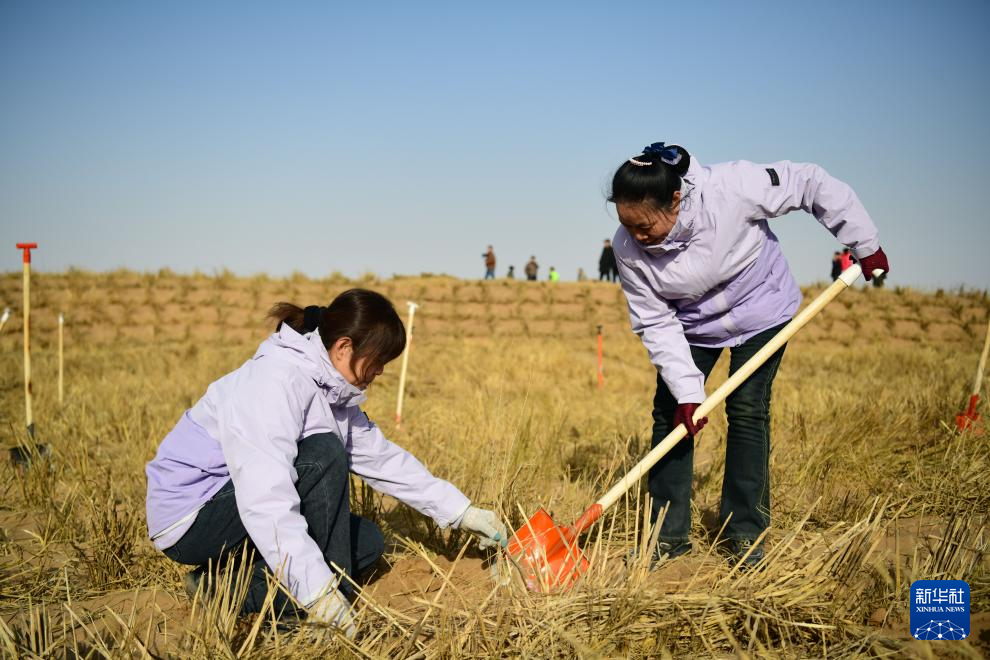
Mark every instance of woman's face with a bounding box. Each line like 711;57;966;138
329;338;384;389
616;191;681;246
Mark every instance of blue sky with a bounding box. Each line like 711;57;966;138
1;1;988;288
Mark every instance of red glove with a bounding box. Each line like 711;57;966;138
858;247;889;281
673;403;708;437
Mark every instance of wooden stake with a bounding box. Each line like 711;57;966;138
0;307;9;333
16;243;37;438
58;313;64;406
596;325;604;389
395;301;418;428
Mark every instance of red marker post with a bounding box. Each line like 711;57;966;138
16;243;37;438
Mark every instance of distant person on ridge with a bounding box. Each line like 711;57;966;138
599;239;617;282
830;251;842;280
506;265;515;279
482;246;496;280
607;141;889;569
524;256;539;281
145;290;508;636
549;266;560;282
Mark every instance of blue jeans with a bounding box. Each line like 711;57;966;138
648;322;788;545
163;433;384;615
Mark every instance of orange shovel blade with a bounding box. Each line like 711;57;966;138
956;394;984;434
507;508;590;592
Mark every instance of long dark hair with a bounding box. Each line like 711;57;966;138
608;144;691;211
268;289;406;381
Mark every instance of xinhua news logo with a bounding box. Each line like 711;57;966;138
910;580;969;640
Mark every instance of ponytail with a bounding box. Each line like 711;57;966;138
268;302;307;333
267;304;332;333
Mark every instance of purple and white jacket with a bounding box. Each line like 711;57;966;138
614;156;880;404
145;323;470;606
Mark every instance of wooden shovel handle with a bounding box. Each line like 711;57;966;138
594;263;865;513
972;317;990;398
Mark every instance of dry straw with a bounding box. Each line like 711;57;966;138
0;271;987;657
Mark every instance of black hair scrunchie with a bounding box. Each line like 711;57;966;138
302;305;325;332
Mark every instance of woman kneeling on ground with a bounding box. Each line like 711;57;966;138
608;142;889;567
145;289;507;636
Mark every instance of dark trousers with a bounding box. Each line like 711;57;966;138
648;322;788;544
164;433;384;615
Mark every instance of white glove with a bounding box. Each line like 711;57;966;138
454;505;509;550
308;589;356;639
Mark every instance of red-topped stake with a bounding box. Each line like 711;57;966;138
16;243;37;439
16;243;38;263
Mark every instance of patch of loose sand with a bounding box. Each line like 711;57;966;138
363;553;495;616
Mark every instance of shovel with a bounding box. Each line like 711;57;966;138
507;263;879;592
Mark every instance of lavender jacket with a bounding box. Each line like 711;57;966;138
145;323;470;606
614;156;880;404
